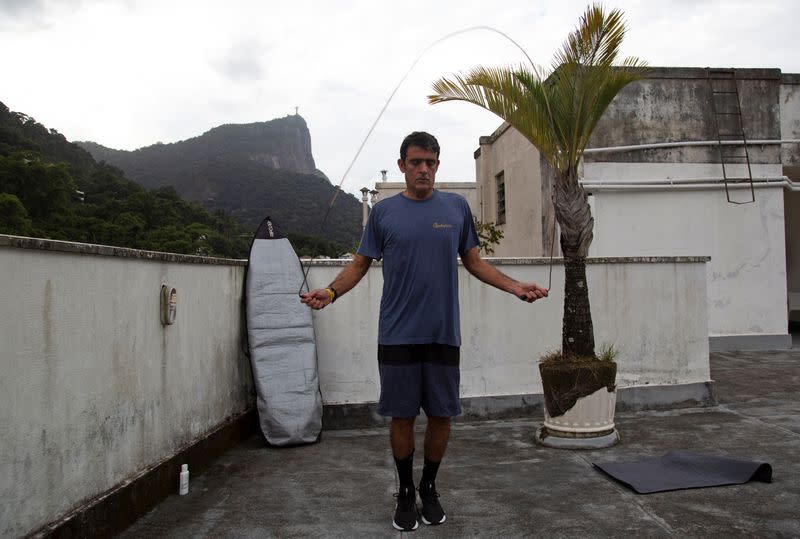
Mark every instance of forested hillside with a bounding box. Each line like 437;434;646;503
77;116;362;248
0;102;346;258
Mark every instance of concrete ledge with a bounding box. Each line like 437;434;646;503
322;403;391;430
709;333;792;352
30;409;258;538
0;234;247;266
642;67;782;80
615;381;717;412
321;381;716;430
306;255;710;267
460;393;545;421
782;73;800;85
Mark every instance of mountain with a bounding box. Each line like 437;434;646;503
77;115;362;247
0;101;251;258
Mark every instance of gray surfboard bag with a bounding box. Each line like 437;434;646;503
245;218;322;445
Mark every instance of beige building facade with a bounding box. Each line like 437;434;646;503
474;67;800;350
474;123;545;257
372;181;479;214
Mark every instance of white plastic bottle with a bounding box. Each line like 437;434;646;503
179;464;189;495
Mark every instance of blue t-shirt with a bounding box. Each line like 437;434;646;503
357;190;479;346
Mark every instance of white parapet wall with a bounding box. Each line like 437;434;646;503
0;236;253;538
305;256;711;405
584;182;790;350
1;235;711;536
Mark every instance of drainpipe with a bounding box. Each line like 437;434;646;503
581;177;799;192
584;139;800;154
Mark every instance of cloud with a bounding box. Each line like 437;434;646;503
0;0;51;30
0;0;47;17
3;0;799;196
212;38;271;82
0;0;109;31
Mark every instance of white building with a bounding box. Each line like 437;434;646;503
372;180;479;215
473;67;799;351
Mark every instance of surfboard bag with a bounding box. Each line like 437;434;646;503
245;218;322;445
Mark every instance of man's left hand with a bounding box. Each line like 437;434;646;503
300;288;333;310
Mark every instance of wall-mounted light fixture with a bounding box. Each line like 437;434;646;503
161;285;177;325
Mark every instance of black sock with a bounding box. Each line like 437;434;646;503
394;450;415;490
420;457;441;487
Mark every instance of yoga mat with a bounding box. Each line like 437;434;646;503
594;450;772;494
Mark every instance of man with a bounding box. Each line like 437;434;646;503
301;131;547;531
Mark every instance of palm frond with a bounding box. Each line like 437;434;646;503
429;66;560;164
429;2;647;179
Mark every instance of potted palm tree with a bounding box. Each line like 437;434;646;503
429;4;645;448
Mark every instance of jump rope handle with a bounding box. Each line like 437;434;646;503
519;292;549;301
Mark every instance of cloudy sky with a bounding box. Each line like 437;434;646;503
2;0;797;196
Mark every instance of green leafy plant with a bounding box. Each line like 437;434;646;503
430;3;645;360
597;342;618;362
474;217;504;255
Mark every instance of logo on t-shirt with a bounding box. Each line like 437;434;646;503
433;222;453;229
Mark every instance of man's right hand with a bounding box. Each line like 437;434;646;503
516;282;549;303
300;289;333;310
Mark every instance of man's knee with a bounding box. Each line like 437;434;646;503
391;417;416;429
427;415;451;427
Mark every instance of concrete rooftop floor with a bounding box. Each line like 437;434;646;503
122;346;800;538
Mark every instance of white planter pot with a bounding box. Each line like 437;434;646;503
544;386;617;435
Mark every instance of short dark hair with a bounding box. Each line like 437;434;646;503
400;131;440;161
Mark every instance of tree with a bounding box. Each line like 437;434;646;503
0;101;253;258
429;4;645;358
474;218;504;256
0;155;76;220
0;193;33;236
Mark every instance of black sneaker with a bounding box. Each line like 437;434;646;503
392;485;419;531
418;481;446;525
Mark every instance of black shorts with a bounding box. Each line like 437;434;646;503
377;343;461;418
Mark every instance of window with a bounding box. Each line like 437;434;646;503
496;172;506;225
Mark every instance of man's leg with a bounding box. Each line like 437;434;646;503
418;344;460;525
423;415;451;462
391;417;416;491
391;417;416;461
378;345;423;531
418;415;449;525
422;415;450;487
389;417;420;531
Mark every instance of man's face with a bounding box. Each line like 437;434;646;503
398;145;439;198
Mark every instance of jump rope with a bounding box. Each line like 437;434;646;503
287;27;796;526
297;26;559;301
287;27;556;517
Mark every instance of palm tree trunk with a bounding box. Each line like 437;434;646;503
554;173;595;358
562;257;595;357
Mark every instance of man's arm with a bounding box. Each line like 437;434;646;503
300;254;373;310
460;246;548;303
